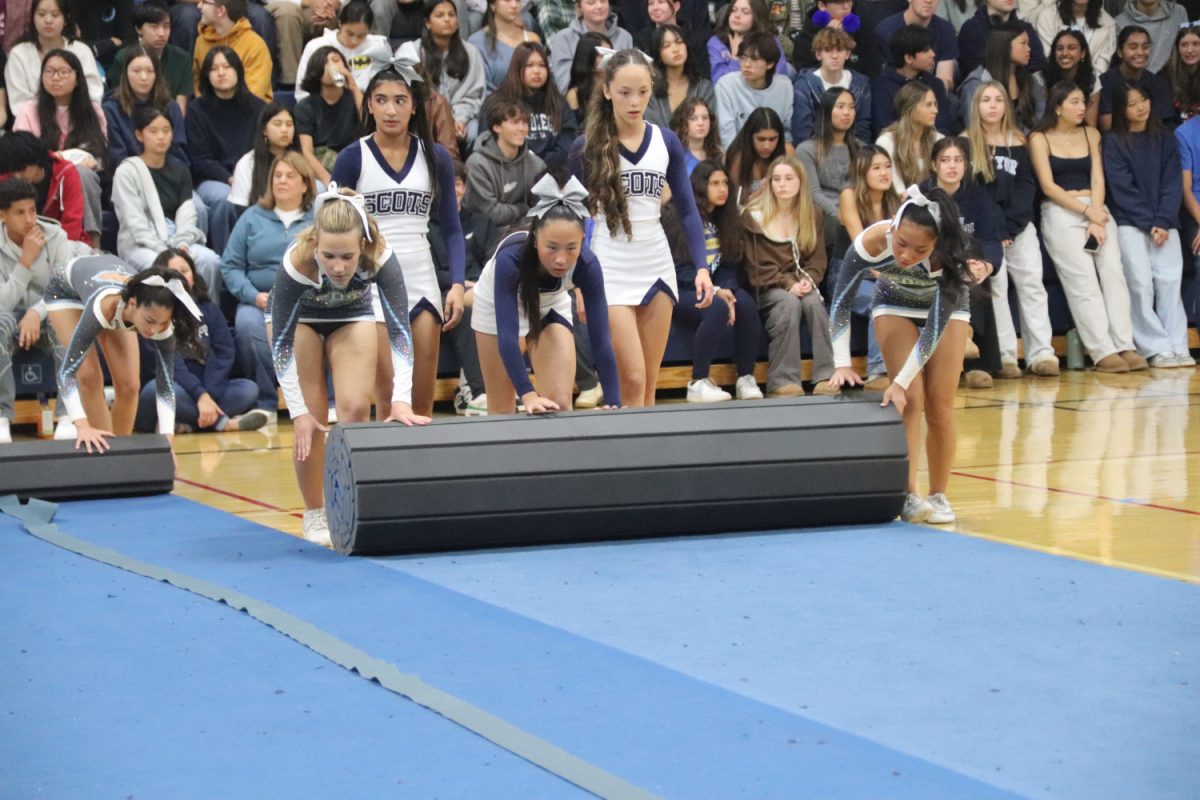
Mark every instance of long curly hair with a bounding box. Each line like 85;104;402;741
892;186;975;298
670;97;722;162
1044;28;1096;97
584;48;657;238
361;67;439;205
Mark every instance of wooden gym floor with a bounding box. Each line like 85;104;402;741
153;366;1200;584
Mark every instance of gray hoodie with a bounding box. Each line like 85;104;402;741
549;14;634;94
1115;0;1188;74
463;131;548;231
0;217;70;320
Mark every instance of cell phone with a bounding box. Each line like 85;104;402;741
1083;235;1100;254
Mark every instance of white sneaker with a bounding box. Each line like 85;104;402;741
926;493;956;524
465;393;488;416
1175;353;1196;367
1149;353;1178;368
302;508;332;547
53;418;77;440
900;493;933;523
575;385;603;408
686;377;732;403
0;417;10;444
453;384;473;415
232;409;271;431
735;374;764;400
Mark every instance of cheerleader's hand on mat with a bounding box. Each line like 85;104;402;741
829;367;864;389
521;392;560;415
385;402;432;426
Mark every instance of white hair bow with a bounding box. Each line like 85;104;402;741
142;275;202;321
1181;20;1200;29
893;184;941;229
386;51;423;84
595;46;654;70
527;174;590;220
313;183;373;242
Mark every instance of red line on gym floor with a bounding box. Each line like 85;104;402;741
175;476;304;518
950;471;1200;516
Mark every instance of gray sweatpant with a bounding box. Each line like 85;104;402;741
756;287;834;391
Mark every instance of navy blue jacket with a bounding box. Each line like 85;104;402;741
792;69;873;144
922;177;1004;273
871;67;960;136
956;8;1046;79
185;95;265;185
103;96;189;170
1102;129;1183;231
978;143;1037;241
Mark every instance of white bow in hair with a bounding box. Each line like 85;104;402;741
893;184;941;229
1182;20;1200;29
313;183;373;242
387;51;423;84
142;275;202;321
595;46;654;70
528;174;590;220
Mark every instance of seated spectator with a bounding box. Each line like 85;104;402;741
875;0;959;90
295;48;362;186
789;0;862;72
465;98;547;231
13;49;107;248
1044;28;1101;127
134;248;270;434
230;102;300;208
108;1;193;112
1098;25;1176;130
266;0;340;89
725;106;787;204
935;0;973;31
797;87;861;249
486;42;578;169
740;155;837;397
664;159;764;403
958;24;1046;132
193;0;274;100
836;145;902;389
707;0;791;84
646;23;715;128
549;0;633;93
671;96;723;173
1164;24;1200;124
396;0;487;141
6;0;103;110
103;45;189;169
876;80;944;192
436;161;502;416
0;132;88;245
715;32;793;149
469;0;543;91
1113;0;1186;74
564;31;611;123
792;26;872;143
0;178;73;444
538;0;580;40
169;0;275;59
957;0;1045;77
1174;108;1200;322
221;151;317;422
634;0;711;77
294;0;391;100
113;106;222;299
186;46;266;250
1103;78;1192;367
872;24;958;135
1033;0;1116;75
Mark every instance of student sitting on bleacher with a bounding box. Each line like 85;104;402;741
192;0;275;100
229;102;301;208
108;2;194;113
0;132;90;246
5;0;104;110
103;45;189;170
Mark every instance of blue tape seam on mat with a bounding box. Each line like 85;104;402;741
0;495;661;800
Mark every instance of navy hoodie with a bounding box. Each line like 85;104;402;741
185;95;265;185
977;143;1037;241
922;176;1004;272
1101;129;1183;231
956;7;1046;79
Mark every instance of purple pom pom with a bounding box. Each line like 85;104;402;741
842;13;861;34
813;9;831;26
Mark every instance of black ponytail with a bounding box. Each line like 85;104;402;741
123;264;203;352
515;203;586;342
894;186;976;297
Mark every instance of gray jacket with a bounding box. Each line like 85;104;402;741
549;14;634;94
464;131;548;231
1115;0;1188;74
0;218;70;319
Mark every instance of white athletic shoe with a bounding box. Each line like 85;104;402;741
926;493;956;524
0;417;11;444
232;409;271;431
575;385;604;409
687;377;732;403
302;508;332;547
465;393;488;416
1149;353;1178;368
900;493;933;523
53;418;77;440
1175;353;1196;367
453;383;473;415
735;374;764;400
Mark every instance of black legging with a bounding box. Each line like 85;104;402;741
673;283;762;379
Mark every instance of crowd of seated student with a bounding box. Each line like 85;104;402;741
2;0;1200;446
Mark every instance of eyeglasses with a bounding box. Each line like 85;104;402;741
42;67;74;78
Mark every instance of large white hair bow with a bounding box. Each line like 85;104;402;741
527;174;590;220
313;182;373;242
142;275;202;321
893;184;941;229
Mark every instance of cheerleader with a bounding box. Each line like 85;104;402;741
330;56;465;418
569;47;713;407
471;174;622;414
828;185;980;525
44;255;201;455
270;187;428;547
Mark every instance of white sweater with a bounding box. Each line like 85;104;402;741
292;27;393;101
5;41;104;110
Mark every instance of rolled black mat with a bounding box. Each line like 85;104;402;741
324;395;908;555
0;435;175;500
